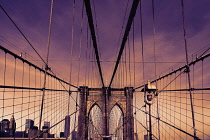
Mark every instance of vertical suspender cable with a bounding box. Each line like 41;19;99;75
69;0;76;94
21;62;25;132
174;72;177;138
133;21;138;137
151;0;160;139
125;41;128;86
109;0;140;88
85;24;89;86
115;0;129;67
140;0;144;85
28;65;31;120
180;0;197;139
179;71;182;138
70;0;76;131
39;0;54;135
128;36;132;86
120;58;123;88
109;0;139;87
87;25;91;86
152;1;157;85
34;68;37;120
122;52;124;88
74;0;85;133
2;53;6;120
201;60;204;139
13;58;16;116
92;0;101;55
139;0;148;135
185;69;188;139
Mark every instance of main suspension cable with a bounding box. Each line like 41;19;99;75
0;4;47;67
84;0;105;87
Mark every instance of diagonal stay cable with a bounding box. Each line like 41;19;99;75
109;0;140;88
32;109;79;140
0;45;80;109
132;105;201;140
0;4;79;90
0;46;80;116
0;45;78;89
84;0;104;87
134;116;159;140
39;0;54;134
0;4;47;66
134;51;210;90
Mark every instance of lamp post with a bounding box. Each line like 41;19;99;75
141;81;157;140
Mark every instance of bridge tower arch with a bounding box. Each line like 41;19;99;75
78;86;134;140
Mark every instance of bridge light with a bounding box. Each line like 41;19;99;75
141;81;157;103
141;81;157;140
147;94;153;101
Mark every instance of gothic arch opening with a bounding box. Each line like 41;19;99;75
88;104;103;139
109;104;124;140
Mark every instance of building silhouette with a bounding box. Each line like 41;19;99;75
42;126;49;138
14;131;25;138
44;121;50;132
25;119;34;138
0;117;56;138
71;131;77;140
64;115;70;138
28;126;39;138
9;115;16;137
60;132;64;138
25;119;34;133
0;119;10;137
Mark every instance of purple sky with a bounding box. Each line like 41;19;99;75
0;0;210;88
1;1;210;138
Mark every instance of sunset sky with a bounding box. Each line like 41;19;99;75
1;0;210;88
0;0;210;139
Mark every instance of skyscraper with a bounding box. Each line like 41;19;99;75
42;126;49;138
44;121;50;133
25;119;34;133
1;119;10;137
28;126;38;138
71;131;77;140
9;115;16;137
64;115;70;138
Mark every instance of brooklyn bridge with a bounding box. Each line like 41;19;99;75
0;0;210;139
